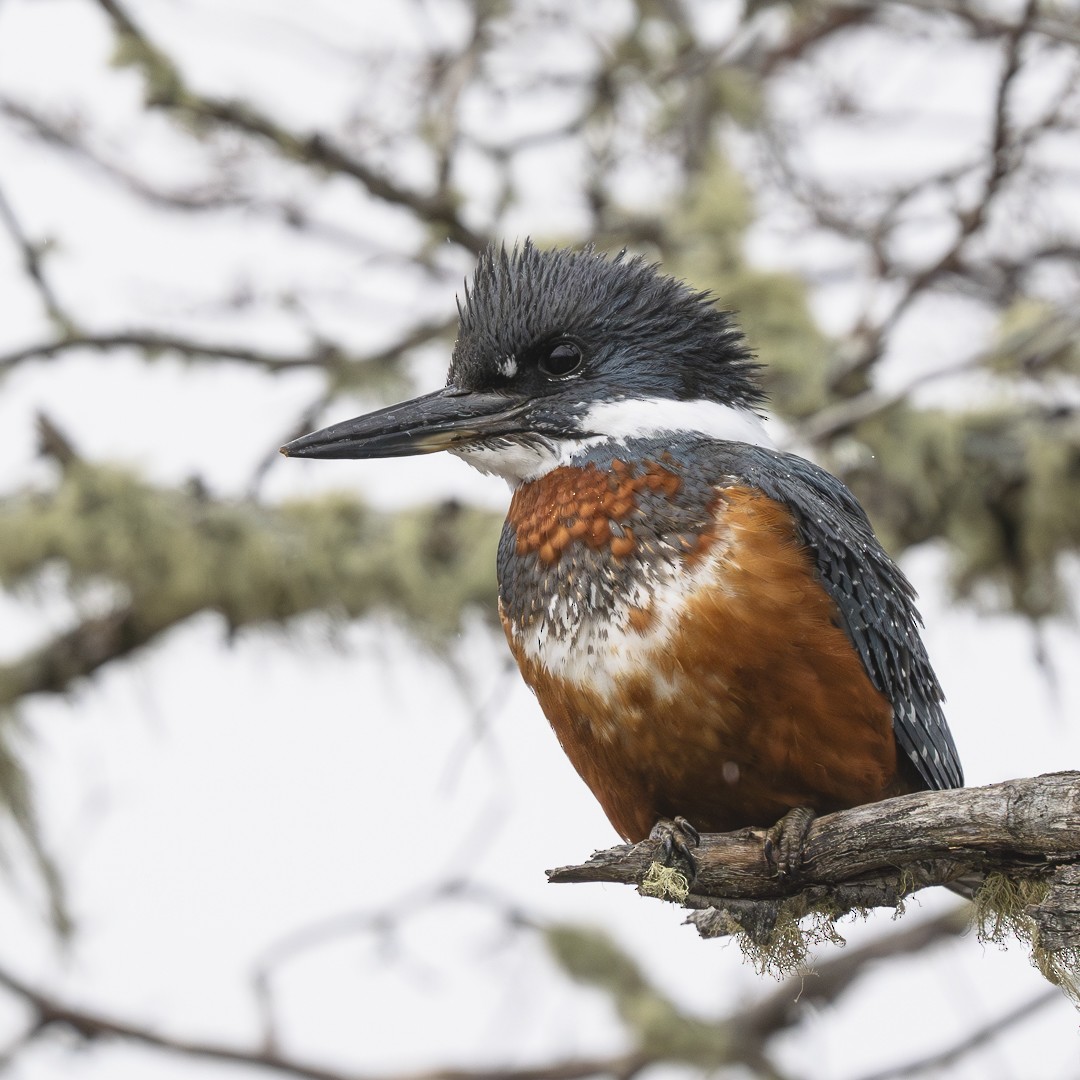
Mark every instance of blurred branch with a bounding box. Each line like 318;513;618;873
792;352;982;445
90;0;489;254
35;411;80;469
0;462;500;708
0;955;648;1080
0;97;385;253
0;898;976;1080
0;331;347;374
550;773;1080;984
795;304;1080;444
423;1;493;193
0;605;152;704
754;5;875;75
852;986;1060;1080
251;877;533;1052
0;97;247;212
543;904;974;1080
0;180;67;330
854;0;1080;46
751;0;1080;408
0;1018;48;1069
0;315;455;382
835;0;1037;387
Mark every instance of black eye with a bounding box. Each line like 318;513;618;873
539;341;583;378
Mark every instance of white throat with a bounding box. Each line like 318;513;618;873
450;397;773;486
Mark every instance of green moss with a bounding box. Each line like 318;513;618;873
545;923;652;998
0;715;69;936
974;873;1080;1002
0;463;502;707
974;873;1050;945
661;154;834;421
109;31;186;107
711;67;765;129
668;152;754;274
718;269;834;419
721;897;849;978
990;299;1080;378
843;402;1080;618
544;923;733;1065
639;861;691;902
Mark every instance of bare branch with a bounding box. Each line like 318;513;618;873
89;0;489;254
0;606;158;707
0;955;642;1080
851;986;1061;1080
0;331;345;374
0;314;455;381
0;894;976;1080
0;180;67;329
251;878;533;1052
0;97;243;210
0;1017;49;1069
791;304;1080;445
852;0;1080;48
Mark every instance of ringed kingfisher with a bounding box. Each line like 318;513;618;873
282;242;963;863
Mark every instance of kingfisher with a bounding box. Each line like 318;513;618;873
282;242;962;865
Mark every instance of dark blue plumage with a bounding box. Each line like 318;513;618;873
452;244;764;410
725;444;962;791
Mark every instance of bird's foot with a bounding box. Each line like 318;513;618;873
763;806;816;879
648;815;701;883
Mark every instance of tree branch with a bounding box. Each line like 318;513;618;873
0;887;971;1080
0;318;455;381
0;463;501;708
1;96;401;256
548;773;1080;979
851;0;1080;48
0;180;67;329
851;986;1060;1080
90;0;489;254
0;955;644;1080
0;331;342;374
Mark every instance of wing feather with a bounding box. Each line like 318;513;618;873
729;445;963;791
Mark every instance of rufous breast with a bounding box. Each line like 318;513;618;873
497;453;901;842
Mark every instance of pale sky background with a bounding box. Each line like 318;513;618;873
0;1;1078;1078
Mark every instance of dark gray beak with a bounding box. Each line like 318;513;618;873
280;387;532;460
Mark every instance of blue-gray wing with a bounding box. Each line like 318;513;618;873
731;445;963;791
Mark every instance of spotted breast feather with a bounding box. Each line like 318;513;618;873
496;438;961;844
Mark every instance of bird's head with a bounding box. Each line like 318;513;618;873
282;242;767;484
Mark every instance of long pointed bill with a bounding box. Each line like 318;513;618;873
280;387;533;460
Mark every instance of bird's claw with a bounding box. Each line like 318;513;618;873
648;815;701;882
763;806;816;879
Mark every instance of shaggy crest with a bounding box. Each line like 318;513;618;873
450;241;765;408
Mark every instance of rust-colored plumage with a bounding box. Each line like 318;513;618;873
502;477;908;843
508;457;683;565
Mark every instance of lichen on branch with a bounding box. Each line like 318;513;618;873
0;461;502;708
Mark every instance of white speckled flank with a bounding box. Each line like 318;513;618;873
507;541;726;705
